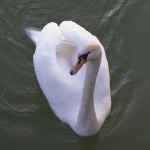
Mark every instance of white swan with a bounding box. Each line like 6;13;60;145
25;21;111;136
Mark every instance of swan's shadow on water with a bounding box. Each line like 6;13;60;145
76;134;100;150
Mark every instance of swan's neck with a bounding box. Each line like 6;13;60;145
75;56;101;135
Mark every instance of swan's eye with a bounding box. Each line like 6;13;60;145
78;52;90;62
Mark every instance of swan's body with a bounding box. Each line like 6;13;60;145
25;21;111;136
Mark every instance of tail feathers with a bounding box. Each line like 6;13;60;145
25;27;41;45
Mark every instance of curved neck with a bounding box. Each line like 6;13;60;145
75;55;101;135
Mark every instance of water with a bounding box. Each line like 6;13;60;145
0;0;150;149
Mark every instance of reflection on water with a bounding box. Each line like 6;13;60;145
0;0;150;149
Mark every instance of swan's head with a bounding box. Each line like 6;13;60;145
70;41;101;75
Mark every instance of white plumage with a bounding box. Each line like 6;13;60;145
25;21;111;136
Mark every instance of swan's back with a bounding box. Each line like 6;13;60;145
32;22;84;125
35;22;62;55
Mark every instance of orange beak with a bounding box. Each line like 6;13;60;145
70;57;86;75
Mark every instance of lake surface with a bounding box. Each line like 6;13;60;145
0;0;150;149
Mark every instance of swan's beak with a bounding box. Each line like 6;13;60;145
70;57;86;75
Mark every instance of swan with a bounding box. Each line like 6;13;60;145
25;21;111;136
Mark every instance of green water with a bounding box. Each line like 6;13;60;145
0;0;150;149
